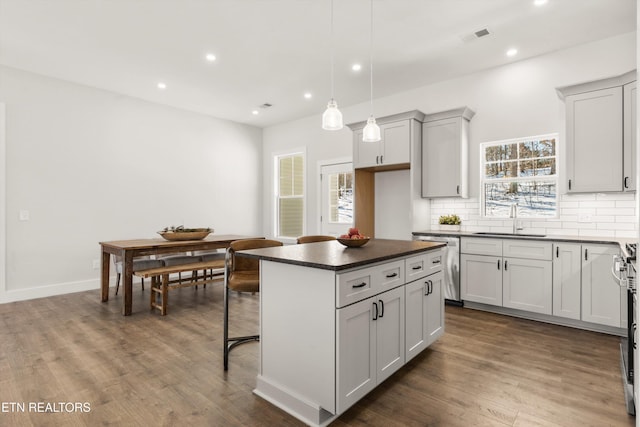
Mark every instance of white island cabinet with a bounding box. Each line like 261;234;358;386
240;239;445;426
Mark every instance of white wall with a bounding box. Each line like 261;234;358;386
262;32;637;239
0;66;263;302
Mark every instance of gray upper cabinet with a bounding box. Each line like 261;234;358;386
624;80;637;191
557;70;636;193
347;110;425;170
421;107;475;198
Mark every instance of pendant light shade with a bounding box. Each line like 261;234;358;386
363;0;380;142
362;116;381;142
323;99;343;130
322;0;343;131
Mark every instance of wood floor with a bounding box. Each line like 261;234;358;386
0;282;634;427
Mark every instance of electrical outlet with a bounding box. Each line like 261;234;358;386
92;259;100;270
19;210;29;221
578;214;592;223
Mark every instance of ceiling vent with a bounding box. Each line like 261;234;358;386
461;27;491;43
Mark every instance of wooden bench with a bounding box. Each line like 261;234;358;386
134;259;226;315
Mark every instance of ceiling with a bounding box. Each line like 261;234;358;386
0;0;636;128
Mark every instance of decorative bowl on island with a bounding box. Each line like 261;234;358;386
158;226;213;241
337;227;370;247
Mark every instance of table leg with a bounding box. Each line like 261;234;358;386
123;250;134;316
101;249;111;302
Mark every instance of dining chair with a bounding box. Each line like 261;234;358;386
296;235;336;244
113;255;164;295
223;238;283;370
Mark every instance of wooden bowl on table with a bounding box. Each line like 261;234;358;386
157;228;213;241
337;237;370;248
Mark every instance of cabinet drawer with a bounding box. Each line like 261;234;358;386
460;237;502;256
503;240;552;261
337;260;405;307
405;250;442;282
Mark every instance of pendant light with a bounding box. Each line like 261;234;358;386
362;0;381;142
322;0;343;130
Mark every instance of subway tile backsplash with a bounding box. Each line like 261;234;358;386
429;193;638;238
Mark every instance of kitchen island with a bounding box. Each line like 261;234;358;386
240;238;446;426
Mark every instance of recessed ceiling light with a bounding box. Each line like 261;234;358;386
252;110;259;115
205;53;217;62
352;64;362;72
304;92;312;99
533;0;548;6
157;82;167;90
506;48;518;57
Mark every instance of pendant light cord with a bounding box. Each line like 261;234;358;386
330;0;335;100
369;0;374;116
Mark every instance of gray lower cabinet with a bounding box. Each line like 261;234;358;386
552;243;582;320
460;237;624;330
460;253;502;305
460;237;552;314
581;244;623;328
336;285;405;414
405;269;444;362
552;242;623;327
502;257;552;315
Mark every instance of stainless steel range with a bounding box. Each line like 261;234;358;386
613;243;637;415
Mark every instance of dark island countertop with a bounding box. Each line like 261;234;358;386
239;238;446;271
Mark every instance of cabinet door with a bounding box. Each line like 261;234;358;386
380;120;410;166
425;270;444;346
581;245;622;327
502;257;552;315
460;254;502;306
405;278;427;362
375;286;405;384
336;297;376;414
354;129;381;169
624;81;637;192
422;117;463;198
552;243;582;320
565;87;623;192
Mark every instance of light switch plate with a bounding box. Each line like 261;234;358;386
19;210;29;221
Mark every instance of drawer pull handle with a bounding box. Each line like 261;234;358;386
386;272;398;278
352;282;367;289
432;259;441;264
412;265;422;270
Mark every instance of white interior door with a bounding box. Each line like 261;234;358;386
320;162;354;236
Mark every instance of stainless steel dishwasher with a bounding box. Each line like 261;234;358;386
412;234;462;306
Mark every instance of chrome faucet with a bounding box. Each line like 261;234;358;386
510;203;523;235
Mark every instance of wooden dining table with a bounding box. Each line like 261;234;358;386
100;234;260;315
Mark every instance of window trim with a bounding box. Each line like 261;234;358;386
273;149;306;242
480;133;560;219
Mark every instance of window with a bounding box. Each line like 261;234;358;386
328;170;353;223
481;134;558;218
275;153;304;238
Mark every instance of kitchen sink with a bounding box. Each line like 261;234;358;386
473;232;546;238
